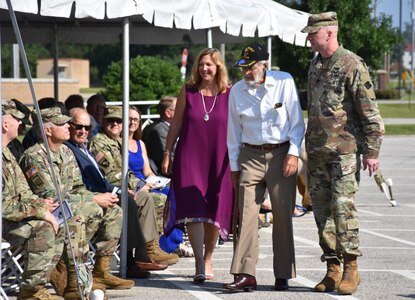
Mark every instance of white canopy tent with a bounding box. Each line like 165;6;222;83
0;0;309;281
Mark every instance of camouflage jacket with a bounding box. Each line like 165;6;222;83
19;143;94;203
2;146;47;222
306;45;384;158
88;133;139;190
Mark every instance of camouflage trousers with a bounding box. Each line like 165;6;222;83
151;192;168;234
65;201;123;265
3;219;65;292
307;152;362;262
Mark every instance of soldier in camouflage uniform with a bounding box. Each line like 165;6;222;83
2;100;64;300
19;107;134;299
302;12;384;295
88;106;179;265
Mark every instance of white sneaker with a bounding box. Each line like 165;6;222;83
174;242;194;257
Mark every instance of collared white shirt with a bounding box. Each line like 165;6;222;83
227;70;305;171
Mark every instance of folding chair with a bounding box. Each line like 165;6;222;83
1;241;26;299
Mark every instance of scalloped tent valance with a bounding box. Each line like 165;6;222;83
0;0;309;46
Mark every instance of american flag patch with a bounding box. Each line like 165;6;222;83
25;166;39;178
95;152;105;162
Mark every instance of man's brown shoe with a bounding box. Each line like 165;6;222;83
223;274;257;292
135;260;168;271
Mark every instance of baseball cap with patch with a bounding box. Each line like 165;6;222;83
2;100;25;119
301;11;338;34
234;42;269;67
33;107;71;125
104;106;122;119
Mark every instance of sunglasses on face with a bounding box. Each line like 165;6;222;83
69;122;92;131
106;118;122;124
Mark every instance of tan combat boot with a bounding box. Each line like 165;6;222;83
337;255;361;295
146;239;179;265
49;257;67;296
18;287;59;300
63;267;107;299
315;259;342;292
93;256;135;290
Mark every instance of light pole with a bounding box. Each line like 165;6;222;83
399;0;403;98
411;0;414;107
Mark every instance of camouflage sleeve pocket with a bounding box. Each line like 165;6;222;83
346;218;359;231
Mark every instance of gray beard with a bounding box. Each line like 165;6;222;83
244;68;264;87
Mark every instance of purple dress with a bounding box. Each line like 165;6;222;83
170;86;233;240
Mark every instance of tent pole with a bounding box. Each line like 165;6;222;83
267;36;272;70
53;24;59;101
206;28;213;48
220;43;225;62
119;17;130;279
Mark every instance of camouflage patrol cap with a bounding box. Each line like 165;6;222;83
104;106;122;119
2;100;25;119
33;107;71;126
11;99;32;125
301;11;338;33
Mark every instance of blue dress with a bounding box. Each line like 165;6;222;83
129;139;183;252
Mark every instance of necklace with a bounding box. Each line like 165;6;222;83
200;91;218;122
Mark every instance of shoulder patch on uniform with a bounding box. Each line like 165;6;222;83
100;158;110;168
31;174;45;188
95;152;105;162
25;166;39;178
364;81;372;89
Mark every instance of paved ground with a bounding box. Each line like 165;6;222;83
4;135;415;300
110;135;415;299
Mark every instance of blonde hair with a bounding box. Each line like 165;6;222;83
186;48;229;93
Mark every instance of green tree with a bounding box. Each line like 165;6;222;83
1;44;50;78
275;0;400;89
102;55;182;101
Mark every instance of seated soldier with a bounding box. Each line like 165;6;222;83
19;107;134;299
2;100;64;300
88;106;179;265
65;108;168;277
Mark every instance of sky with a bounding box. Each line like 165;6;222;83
376;0;411;28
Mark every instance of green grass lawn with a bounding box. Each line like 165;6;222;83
80;87;104;94
385;124;415;135
378;104;415;118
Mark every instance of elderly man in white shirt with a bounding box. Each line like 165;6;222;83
224;42;305;292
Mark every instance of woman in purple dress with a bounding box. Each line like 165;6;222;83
162;48;233;283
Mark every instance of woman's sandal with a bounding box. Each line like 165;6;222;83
293;205;308;217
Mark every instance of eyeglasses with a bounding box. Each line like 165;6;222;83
69;122;92;131
239;63;260;72
129;117;141;123
106;118;122;124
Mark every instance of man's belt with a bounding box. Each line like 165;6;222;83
243;141;289;151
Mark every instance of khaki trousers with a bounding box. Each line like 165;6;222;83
135;191;160;242
230;144;297;279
